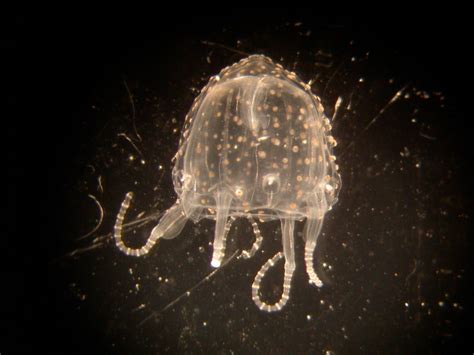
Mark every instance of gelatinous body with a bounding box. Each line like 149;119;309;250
115;55;341;312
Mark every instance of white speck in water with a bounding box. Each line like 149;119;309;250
400;147;410;157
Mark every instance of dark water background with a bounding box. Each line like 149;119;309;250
6;11;472;354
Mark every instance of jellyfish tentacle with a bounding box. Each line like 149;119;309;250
221;215;237;259
225;216;237;232
304;191;328;286
252;217;296;312
211;192;233;268
241;215;263;259
114;192;187;257
251;251;284;311
304;216;324;287
214;214;261;262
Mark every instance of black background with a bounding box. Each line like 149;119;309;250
5;10;473;354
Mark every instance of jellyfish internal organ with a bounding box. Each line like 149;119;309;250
114;55;341;312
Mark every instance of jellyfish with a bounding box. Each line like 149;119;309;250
114;55;341;312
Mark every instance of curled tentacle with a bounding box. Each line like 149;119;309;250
240;215;263;259
251;217;296;312
305;247;323;287
304;217;324;287
304;192;327;287
114;192;187;256
211;214;262;266
252;252;293;312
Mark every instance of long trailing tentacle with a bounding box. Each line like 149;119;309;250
114;192;187;257
252;217;296;312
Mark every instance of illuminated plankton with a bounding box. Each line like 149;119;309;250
115;55;341;312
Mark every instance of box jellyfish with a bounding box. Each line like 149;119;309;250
114;55;341;312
